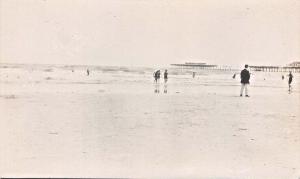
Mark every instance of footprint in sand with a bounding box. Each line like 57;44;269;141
238;128;248;131
1;95;17;99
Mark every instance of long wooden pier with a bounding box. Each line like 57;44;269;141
170;63;300;73
249;65;300;73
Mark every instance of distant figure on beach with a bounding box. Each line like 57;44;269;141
192;72;196;78
232;73;236;79
282;75;284;80
164;70;168;93
240;64;250;97
154;70;160;83
164;70;168;83
87;69;90;76
153;70;161;93
288;71;293;92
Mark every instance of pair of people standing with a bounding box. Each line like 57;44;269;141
154;70;168;93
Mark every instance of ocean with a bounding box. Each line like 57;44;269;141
1;63;298;95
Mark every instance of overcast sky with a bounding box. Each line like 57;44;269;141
0;0;299;67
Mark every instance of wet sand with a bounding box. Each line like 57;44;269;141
0;65;299;178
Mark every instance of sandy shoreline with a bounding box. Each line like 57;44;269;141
0;66;299;178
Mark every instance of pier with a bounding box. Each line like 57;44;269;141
170;62;300;73
250;65;300;73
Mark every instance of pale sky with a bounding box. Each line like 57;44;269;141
0;0;299;67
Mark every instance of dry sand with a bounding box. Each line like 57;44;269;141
0;65;299;178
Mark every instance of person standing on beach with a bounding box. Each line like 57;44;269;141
153;70;161;93
87;69;90;76
232;73;236;79
240;64;250;97
164;70;168;93
154;70;160;83
288;71;293;92
164;70;168;83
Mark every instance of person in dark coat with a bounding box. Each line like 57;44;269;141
240;64;250;97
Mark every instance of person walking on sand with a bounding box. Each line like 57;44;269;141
288;71;293;92
87;69;90;76
164;69;168;93
240;64;250;97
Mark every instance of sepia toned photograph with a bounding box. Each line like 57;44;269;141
0;0;299;178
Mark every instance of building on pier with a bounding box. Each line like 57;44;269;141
287;61;300;67
170;62;224;71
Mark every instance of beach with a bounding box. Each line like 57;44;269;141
0;64;299;178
